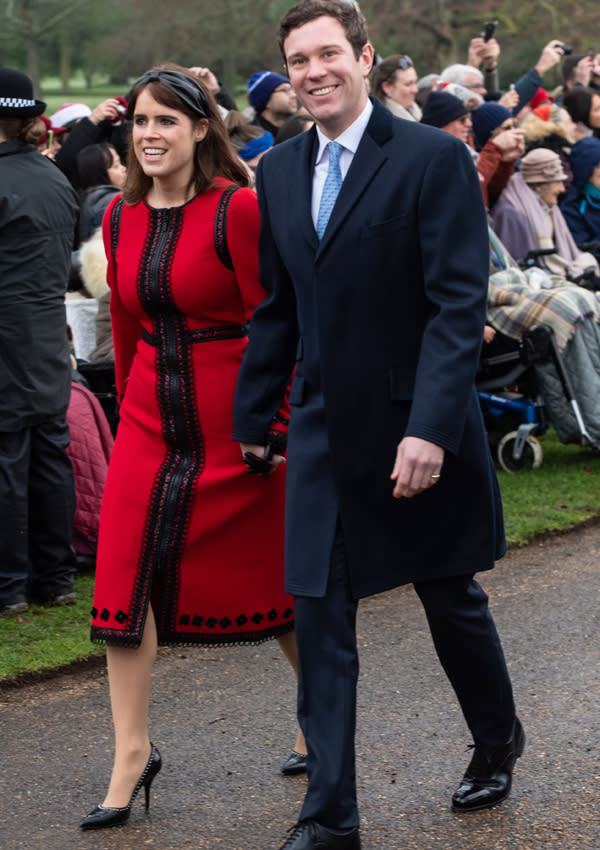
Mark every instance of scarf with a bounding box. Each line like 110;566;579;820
499;171;580;261
580;181;600;215
383;97;422;123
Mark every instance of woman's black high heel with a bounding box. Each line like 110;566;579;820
80;743;162;830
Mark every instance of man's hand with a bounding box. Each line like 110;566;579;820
189;66;220;94
498;88;519;110
468;37;500;71
390;436;444;499
239;442;285;477
90;98;122;125
574;55;594;87
535;41;565;77
492;127;526;161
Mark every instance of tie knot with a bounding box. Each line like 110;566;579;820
328;141;342;164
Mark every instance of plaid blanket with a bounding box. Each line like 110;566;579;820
487;268;600;352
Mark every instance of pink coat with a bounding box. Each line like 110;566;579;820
66;382;114;555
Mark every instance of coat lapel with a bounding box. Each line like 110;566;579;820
290;126;319;253
315;99;394;260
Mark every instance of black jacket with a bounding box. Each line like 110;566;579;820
0;140;79;430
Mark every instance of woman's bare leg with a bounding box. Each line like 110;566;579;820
102;606;158;807
277;629;307;755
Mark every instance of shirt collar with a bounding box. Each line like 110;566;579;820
315;98;373;164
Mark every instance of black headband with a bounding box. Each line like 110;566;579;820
131;69;210;118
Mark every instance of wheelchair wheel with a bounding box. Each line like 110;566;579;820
497;431;543;472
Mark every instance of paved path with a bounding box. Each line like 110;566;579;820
1;524;599;850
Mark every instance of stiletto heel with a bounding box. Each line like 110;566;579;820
80;743;162;830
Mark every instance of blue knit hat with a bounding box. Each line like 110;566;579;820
247;71;290;114
471;102;512;151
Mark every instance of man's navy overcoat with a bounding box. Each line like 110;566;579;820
233;98;505;599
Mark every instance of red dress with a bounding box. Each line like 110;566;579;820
90;181;292;646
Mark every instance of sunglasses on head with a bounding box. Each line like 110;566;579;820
397;56;413;70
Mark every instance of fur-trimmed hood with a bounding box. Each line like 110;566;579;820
80;227;109;300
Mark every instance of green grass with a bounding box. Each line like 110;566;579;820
0;568;103;683
497;427;599;544
0;427;598;683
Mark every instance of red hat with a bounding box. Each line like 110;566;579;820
529;88;554;111
38;114;67;145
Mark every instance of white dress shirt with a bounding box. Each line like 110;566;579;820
311;99;373;228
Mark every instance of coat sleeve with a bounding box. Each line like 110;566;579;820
560;189;593;246
227;186;291;450
101;199;142;400
232;160;299;446
403;139;490;454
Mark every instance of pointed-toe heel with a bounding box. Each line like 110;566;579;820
80;743;162;830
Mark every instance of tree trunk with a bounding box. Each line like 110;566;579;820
60;33;71;91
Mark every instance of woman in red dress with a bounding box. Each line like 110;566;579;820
80;66;305;830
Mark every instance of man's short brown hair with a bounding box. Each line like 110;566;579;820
278;0;369;62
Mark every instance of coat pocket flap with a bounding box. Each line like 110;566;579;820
388;367;415;401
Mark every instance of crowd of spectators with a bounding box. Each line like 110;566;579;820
3;26;600;613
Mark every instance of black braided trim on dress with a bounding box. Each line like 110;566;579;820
142;324;247;346
91;619;294;648
110;197;125;262
116;204;206;643
214;184;240;271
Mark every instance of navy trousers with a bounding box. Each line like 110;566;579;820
294;522;516;829
0;416;77;607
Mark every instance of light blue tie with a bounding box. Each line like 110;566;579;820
316;141;343;239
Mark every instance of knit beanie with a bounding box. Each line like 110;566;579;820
421;91;468;128
247;71;290;114
520;148;567;184
49;102;92;129
471;102;511;150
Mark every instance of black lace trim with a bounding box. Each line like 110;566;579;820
272;413;290;427
110;197;125;262
114;205;206;641
91;619;294;648
141;324;247;347
214;184;240;271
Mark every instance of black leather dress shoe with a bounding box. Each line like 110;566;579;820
452;717;525;812
278;820;361;849
281;750;308;776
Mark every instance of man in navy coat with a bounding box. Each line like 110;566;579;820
233;2;524;847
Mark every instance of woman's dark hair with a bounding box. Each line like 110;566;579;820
0;116;38;143
76;143;115;192
123;63;250;205
369;56;405;103
223;109;264;151
278;0;368;62
563;87;595;127
275;113;315;143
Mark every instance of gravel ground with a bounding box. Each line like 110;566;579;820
0;523;599;850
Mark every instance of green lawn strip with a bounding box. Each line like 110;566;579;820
0;571;102;682
499;427;599;544
1;429;598;682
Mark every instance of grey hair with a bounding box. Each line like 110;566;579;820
440;64;483;86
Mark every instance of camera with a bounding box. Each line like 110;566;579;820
480;21;498;42
556;42;573;55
